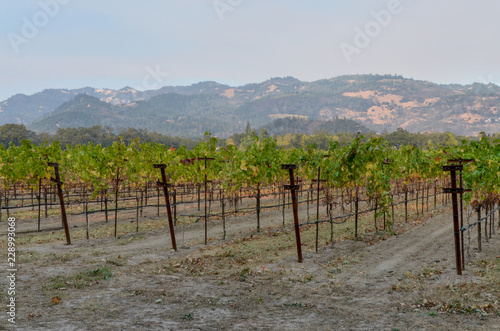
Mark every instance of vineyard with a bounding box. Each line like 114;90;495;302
2;134;500;329
2;135;499;242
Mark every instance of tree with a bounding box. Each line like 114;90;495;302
245;122;252;136
443;132;459;146
0;124;38;147
259;128;269;141
386;128;414;147
53;126;115;147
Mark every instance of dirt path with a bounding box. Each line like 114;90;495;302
338;212;455;285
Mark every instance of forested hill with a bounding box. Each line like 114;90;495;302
1;75;498;137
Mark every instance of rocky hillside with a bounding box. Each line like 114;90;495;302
2;75;498;137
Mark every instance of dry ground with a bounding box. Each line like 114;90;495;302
1;196;499;330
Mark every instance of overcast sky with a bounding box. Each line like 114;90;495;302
1;0;499;101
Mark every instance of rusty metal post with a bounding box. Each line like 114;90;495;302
459;164;465;270
204;169;208;244
448;159;468;270
282;164;303;263
315;167;321;253
154;164;177;251
444;159;473;275
49;163;71;245
114;168;120;238
443;166;462;275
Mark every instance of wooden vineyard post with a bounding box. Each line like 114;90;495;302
282;164;303;263
154;164;177;251
443;159;473;275
48;163;71;245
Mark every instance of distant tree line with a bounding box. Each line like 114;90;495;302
0;124;206;149
0;123;496;151
227;124;492;150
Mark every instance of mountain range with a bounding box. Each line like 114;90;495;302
1;74;499;137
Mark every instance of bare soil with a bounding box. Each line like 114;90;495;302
1;199;499;331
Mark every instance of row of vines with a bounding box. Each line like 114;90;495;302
1;134;499;248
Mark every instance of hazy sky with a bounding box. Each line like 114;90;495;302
1;0;499;101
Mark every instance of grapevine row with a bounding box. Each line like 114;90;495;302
1;134;498;227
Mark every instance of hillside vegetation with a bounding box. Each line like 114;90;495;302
0;75;498;137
